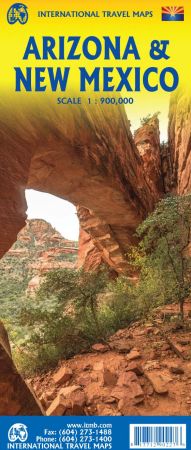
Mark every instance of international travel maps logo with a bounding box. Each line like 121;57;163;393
162;6;184;21
8;424;28;443
7;3;28;24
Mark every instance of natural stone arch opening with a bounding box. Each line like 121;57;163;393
26;189;79;242
0;97;163;276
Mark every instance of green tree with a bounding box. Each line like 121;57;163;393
136;195;191;320
14;268;109;373
37;268;108;325
140;111;160;126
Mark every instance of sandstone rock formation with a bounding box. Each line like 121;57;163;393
0;91;191;414
0;321;43;415
0;219;78;296
1;93;190;272
0;98;162;271
134;115;164;197
77;207;130;274
77;228;103;272
168;89;191;195
78;92;191;270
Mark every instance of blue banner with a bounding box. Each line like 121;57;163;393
0;416;190;450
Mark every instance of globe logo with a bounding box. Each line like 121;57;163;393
7;3;28;25
8;424;28;442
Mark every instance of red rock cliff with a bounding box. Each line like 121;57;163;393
168;90;191;195
78;115;164;272
0;219;78;294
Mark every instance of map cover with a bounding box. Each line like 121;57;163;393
0;0;191;449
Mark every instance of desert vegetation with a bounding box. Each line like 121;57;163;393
1;195;191;376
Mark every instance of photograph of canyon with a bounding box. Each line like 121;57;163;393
1;89;191;417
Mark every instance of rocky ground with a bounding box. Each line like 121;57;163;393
28;302;191;416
